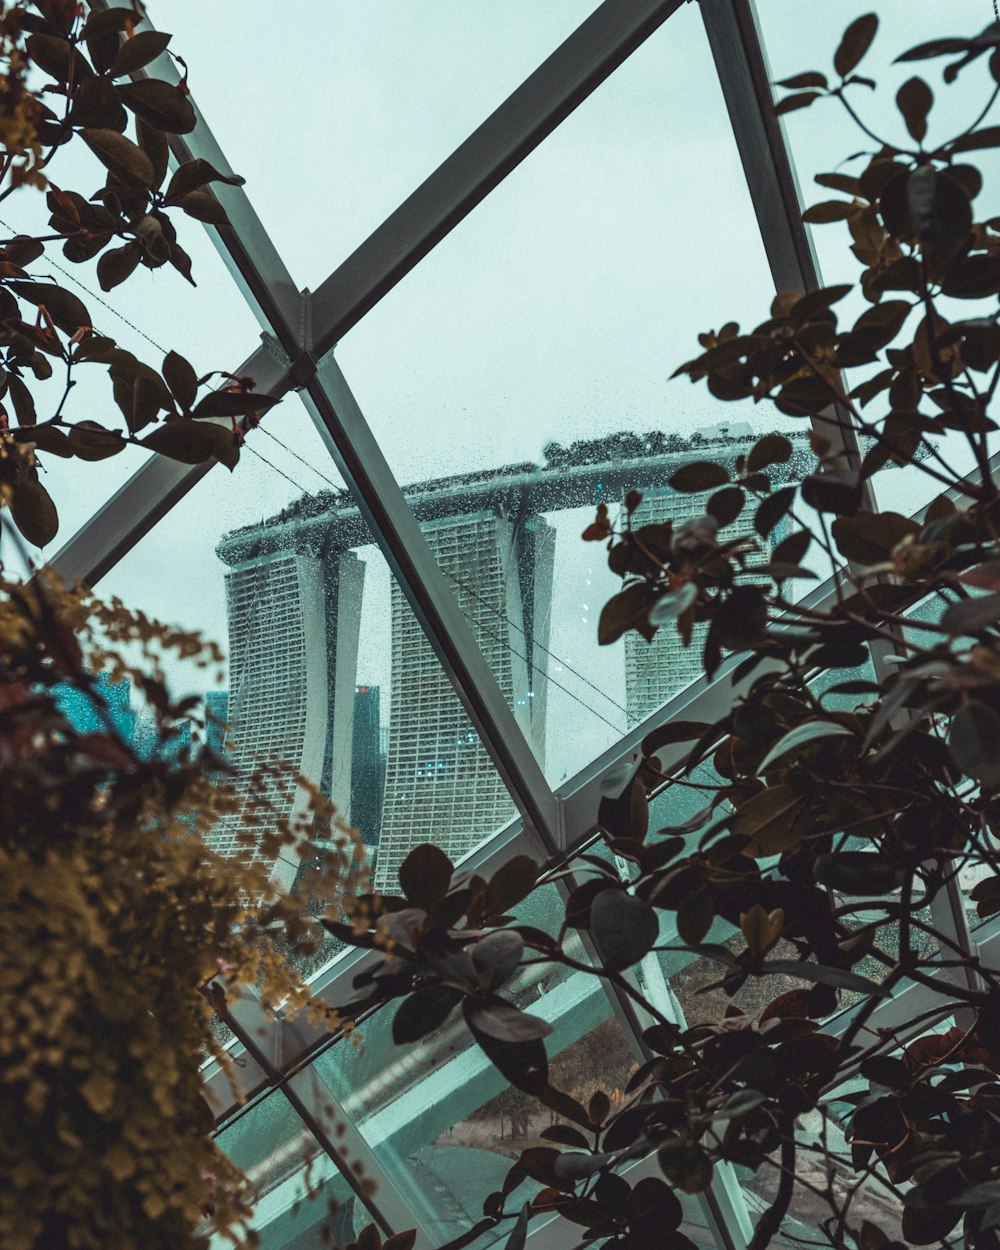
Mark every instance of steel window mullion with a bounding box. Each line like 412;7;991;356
308;0;683;356
300;353;561;855
86;0;302;350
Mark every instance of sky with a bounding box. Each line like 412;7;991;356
7;0;998;792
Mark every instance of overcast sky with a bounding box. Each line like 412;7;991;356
10;1;996;791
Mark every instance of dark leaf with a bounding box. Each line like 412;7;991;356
948;701;1000;786
109;29;171;77
950;125;1000;152
707;486;744;527
97;241;141;292
771;529;811;566
801;469;862;515
590;889;659;970
165;157;246;201
775;72;828;90
540;1125;592;1149
140;418;217;463
464;1006;549;1095
832;511;918;564
775;91;820;115
503;1203;531;1250
896;77;933;142
398;843;453;910
669;461;730;493
732;785;808;858
10;477;58;547
834;14;879;78
192;389;281;419
802;200;857;223
758;721;853;772
392;985;463;1044
763;960;890;995
747;433;793;472
7;375;36;427
471;931;524;991
67;421;126;461
466;998;552;1044
81;127;154;188
907;166;972;271
598;582;657;646
485;855;539;919
175;190;229;226
813;852;903;896
118;79;197;134
755;486;797;538
66;75;125;128
676;891;714;945
162;351;198;410
941;593;1000;635
10;281;90;335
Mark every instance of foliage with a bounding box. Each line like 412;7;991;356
0;568;364;1250
0;0;279;550
328;17;1000;1250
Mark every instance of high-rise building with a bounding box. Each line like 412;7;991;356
373;511;553;893
212;524;364;889
350;685;385;851
204;689;230;760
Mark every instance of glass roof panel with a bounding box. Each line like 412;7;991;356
335;3;787;787
160;0;603;287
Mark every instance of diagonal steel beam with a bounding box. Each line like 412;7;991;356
308;0;684;356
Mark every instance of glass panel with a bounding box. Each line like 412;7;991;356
756;0;1000;519
214;1089;357;1249
337;3;791;787
306;885;715;1250
168;0;603;286
96;395;519;898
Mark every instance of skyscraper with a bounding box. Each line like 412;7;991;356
350;685;385;851
373;511;553;893
54;672;136;742
212;523;364;889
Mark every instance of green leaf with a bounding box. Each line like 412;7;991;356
669;460;730;493
392;985;463;1044
109;29;171;77
117;79;196;134
896;77;933;143
590;889;658;970
81;127;155;189
398;843;453;910
10;477;58;547
949;701;1000;786
834;14;878;78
